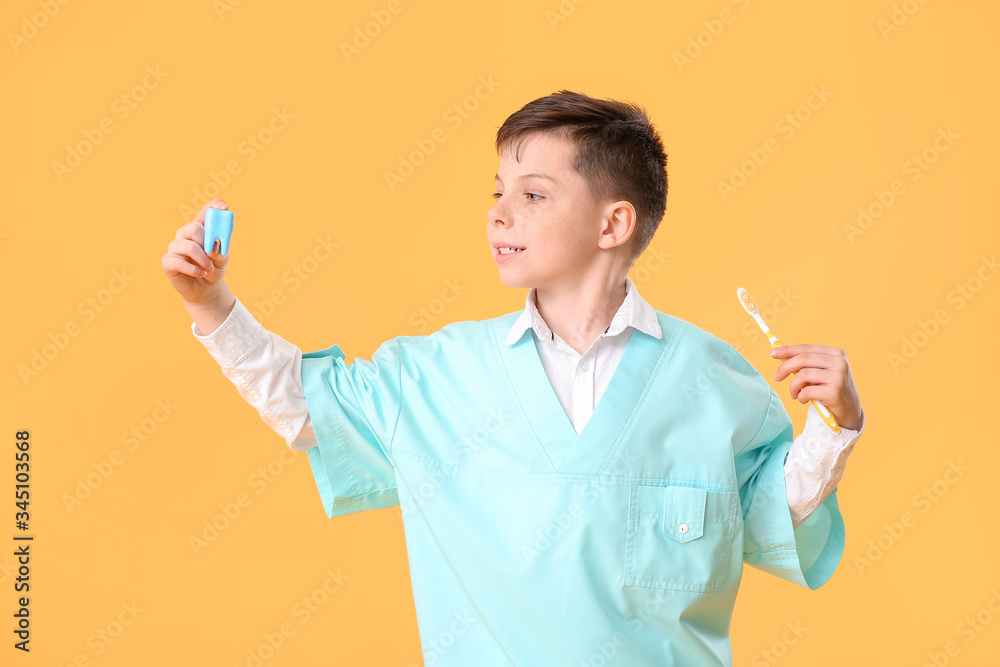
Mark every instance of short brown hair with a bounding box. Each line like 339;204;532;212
495;90;668;264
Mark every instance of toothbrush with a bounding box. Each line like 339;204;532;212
736;287;841;434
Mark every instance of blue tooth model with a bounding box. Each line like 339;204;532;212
204;208;234;255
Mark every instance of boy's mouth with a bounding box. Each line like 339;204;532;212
494;245;525;264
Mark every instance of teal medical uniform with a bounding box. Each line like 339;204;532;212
300;307;845;666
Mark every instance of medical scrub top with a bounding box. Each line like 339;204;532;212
299;307;845;666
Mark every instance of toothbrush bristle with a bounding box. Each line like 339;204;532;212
737;287;757;313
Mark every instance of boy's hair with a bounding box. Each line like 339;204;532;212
495;90;668;265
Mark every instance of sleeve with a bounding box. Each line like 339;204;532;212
735;384;846;589
299;337;405;519
784;403;866;528
191;297;317;451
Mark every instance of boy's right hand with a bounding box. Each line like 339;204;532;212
161;199;232;306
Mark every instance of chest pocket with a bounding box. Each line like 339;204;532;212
624;484;738;593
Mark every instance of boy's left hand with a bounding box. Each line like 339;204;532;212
770;344;863;431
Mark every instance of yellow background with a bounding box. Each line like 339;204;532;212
2;0;998;664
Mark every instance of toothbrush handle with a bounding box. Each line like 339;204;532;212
770;337;841;434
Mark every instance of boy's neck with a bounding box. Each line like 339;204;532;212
533;277;628;356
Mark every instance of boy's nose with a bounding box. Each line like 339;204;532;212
487;204;507;228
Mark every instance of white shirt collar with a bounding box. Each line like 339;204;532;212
505;276;662;346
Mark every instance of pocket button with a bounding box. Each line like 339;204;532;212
664;486;705;544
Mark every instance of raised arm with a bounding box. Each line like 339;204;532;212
162;199;317;450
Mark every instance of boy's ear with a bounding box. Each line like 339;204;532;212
598;200;636;252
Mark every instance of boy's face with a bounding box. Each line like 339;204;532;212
488;132;624;290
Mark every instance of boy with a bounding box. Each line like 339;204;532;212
162;90;865;665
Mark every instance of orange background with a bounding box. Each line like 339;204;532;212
2;1;998;664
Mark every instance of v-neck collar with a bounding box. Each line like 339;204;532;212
492;310;677;474
505;276;662;347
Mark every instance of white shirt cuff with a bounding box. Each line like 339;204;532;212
190;298;263;369
784;403;865;527
793;402;865;470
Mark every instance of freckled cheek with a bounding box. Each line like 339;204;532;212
511;202;537;219
508;205;570;253
506;203;542;235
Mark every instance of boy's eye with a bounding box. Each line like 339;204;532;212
490;191;542;201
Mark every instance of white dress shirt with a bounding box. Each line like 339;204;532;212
191;277;865;528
